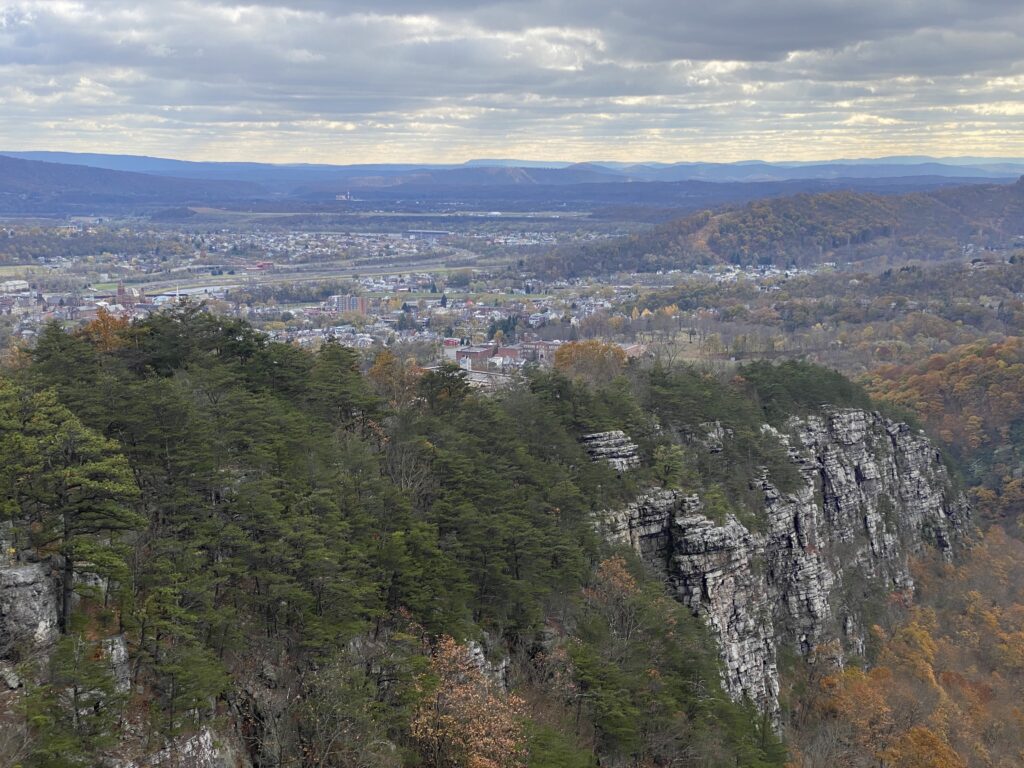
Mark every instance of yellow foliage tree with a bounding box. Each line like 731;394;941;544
368;348;420;408
553;340;626;386
882;726;966;768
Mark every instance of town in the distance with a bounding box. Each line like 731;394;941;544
0;219;826;380
3;151;1023;381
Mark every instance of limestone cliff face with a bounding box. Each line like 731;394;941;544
0;562;58;656
599;408;970;717
0;523;59;659
115;727;251;768
581;430;641;472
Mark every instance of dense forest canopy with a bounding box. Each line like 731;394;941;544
785;524;1024;768
1;306;798;767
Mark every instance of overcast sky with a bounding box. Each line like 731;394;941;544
1;1;1023;163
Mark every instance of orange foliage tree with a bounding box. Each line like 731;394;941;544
368;348;421;408
882;726;967;768
410;636;527;768
77;307;130;352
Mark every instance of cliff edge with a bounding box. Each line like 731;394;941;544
598;408;970;719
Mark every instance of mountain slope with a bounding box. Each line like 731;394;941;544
0;154;262;212
3;156;985;217
7;151;1023;183
540;178;1024;276
3;151;1020;215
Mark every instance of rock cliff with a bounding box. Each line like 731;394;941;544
581;430;641;472
0;562;58;656
115;727;251;768
598;408;970;718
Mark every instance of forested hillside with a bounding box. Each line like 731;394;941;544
0;155;260;212
0;307;794;767
867;337;1024;529
787;526;1024;767
772;344;1024;768
540;178;1024;276
1;306;1019;768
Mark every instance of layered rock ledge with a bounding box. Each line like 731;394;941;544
598;408;970;718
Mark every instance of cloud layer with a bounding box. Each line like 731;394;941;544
1;0;1022;162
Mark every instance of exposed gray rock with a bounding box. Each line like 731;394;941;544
0;660;21;689
699;421;734;453
599;408;969;720
467;639;510;690
0;561;59;654
103;635;131;694
581;430;640;472
114;728;251;768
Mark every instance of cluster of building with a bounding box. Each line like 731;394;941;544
448;338;645;372
0;281;152;341
193;229;437;265
0;220;667;358
638;262;832;287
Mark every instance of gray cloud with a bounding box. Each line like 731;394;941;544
0;0;1022;161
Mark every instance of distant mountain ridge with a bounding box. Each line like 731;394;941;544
613;160;1024;183
1;150;1022;216
4;150;1024;189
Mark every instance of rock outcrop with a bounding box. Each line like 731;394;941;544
0;562;58;655
115;727;251;768
0;522;58;659
599;408;970;719
104;634;131;694
0;557;59;693
468;638;511;690
581;430;641;472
